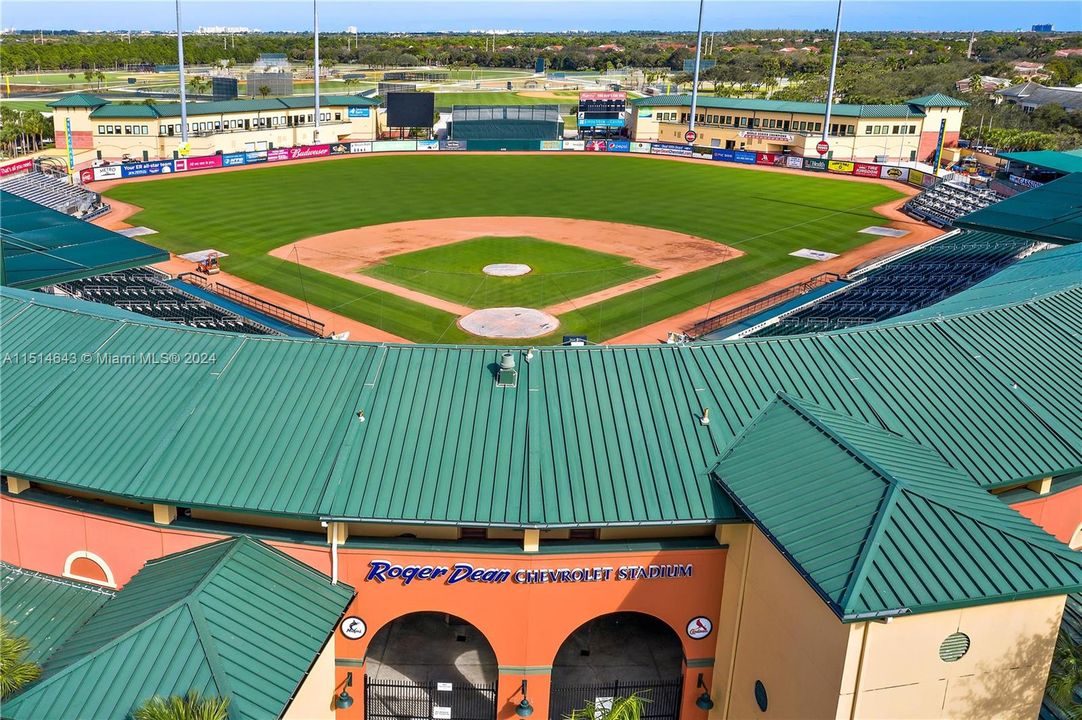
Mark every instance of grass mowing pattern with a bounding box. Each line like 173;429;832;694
362;236;654;308
104;155;902;344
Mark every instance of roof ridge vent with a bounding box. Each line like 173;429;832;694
495;351;518;388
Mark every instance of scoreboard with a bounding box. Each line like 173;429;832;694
578;91;626;128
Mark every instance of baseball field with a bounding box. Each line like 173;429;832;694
102;154;904;344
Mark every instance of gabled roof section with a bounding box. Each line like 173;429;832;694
87;94;380;119
46;93;108;109
955;172;1082;244
712;393;1082;621
998;149;1082;175
629;95;924;118
2;537;355;720
906;92;969;108
0;563;114;665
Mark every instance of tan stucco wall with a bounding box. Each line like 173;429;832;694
283;634;336;720
838;595;1066;720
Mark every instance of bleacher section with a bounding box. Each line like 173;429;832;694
902;182;1001;228
1;170;109;220
53;268;279;335
752;230;1040;337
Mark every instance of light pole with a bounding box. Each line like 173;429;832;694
821;0;843;144
176;0;188;146
313;0;321;145
688;0;706;136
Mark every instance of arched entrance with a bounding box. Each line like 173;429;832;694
364;612;498;720
549;612;685;720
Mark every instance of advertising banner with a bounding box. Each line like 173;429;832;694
347;106;371;118
692;146;713;160
755;152;778;166
580;91;627;101
785;156;804;169
579;117;625;128
739;130;795;143
733;150;757;164
175;155;224;172
539;140;563;151
853;162;881;178
372;140;417;152
93;165;123;181
563;140;586;151
880;166;909;183
222;153;247;167
0;158;34;178
920;172;937;188
630;141;652;154
828;160;855;174
328;143;351;155
350;142;373;153
416;140;440;151
711;149;735;162
439;140;467;151
79;168;94;184
245;151;268;164
1009;174;1044;189
120;160;174;178
650;142;693;158
908;169;925;187
803;158;828;172
584;140;609;151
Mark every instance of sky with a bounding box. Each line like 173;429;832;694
3;0;1080;33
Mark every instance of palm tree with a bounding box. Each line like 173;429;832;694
568;693;649;720
95;70;106;89
83;68;94;85
1047;633;1082;720
258;85;271;98
132;691;230;720
68;72;76;88
1;620;42;698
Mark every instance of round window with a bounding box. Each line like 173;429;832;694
754;680;768;712
939;632;970;662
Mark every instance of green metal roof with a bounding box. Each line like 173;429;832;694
0;563;114;665
630;95;924;119
45;93;108;109
88;94;379;119
2;536;354;720
712;394;1082;620
905;92;970;108
956;173;1082;244
0;192;169;289
998;149;1082;176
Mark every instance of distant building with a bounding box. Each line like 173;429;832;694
1054;48;1082;58
256;53;291;70
995;82;1082;113
346;25;357;34
196;26;251;34
1013;61;1046;77
591;44;625;53
1032;23;1054;32
955;75;1011;94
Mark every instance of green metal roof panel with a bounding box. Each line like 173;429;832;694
0;564;114;665
87;104;160;119
87;95;379;119
998;150;1082;175
955;173;1082;244
46;93;108;109
630;95;924;118
712;394;1082;620
906;93;970;108
1;192;169;289
2;537;354;720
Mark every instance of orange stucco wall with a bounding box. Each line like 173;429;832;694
1011;485;1082;546
1;494;726;720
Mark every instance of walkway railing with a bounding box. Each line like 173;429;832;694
688;272;841;339
177;273;326;336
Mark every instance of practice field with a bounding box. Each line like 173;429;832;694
103;154;904;344
362;235;656;308
434;92;576;109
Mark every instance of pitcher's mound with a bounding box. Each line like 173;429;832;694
483;263;532;277
459;307;559;338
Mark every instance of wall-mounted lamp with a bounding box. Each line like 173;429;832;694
695;672;714;711
336;671;354;709
515;679;534;718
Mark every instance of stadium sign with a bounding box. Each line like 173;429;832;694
853;162;881;178
347;106;371;118
350;142;373;153
0;158;33;178
785;156;804;169
364;560;695;587
684;130;698;144
827;160;855;174
1009;174;1044;189
222;153;247;167
802;158;828;172
816;140;830;155
92;165;123;181
651;142;693;158
739;130;794;143
119;160;174;178
174;155;222;172
880;166;909;182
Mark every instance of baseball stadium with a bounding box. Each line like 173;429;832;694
1;125;1081;720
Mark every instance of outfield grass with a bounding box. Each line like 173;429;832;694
0;100;53;113
434;92;575;109
103;154;902;344
363;235;655;308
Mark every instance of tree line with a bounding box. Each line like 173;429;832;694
0;106;54;158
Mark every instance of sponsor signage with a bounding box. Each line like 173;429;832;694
0;158;34;178
417;140;440;151
244;151;267;164
880;166;909;182
711;149;735;162
175;155;223;172
686;617;713;640
853;162;881;178
920;173;937;188
329;143;351;155
739;130;795;143
803;158;828;172
267;145;332;162
79;168;94;184
908;169;926;187
580;91;627;101
364;559;695;587
222;153;247;166
340;616;367;640
755;152;778;166
733;150;757;164
650;142;693;158
630;141;652;154
439;140;467;151
350;142;373;153
827;160;855;174
539;140;563;151
1009;174;1044;189
785;156;804;169
563;140;586;151
691;146;713;160
120;160;174;178
65;118;75;177
93;165;123;181
637;108;653;119
372;140;417;152
579;117;625;128
684;130;698;144
347;106;371;118
585;140;609;152
816;140;830;155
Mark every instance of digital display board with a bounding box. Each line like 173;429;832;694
386;92;436;128
578;91;626;128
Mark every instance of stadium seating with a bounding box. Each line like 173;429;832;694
0;170;109;220
902;182;1002;228
53;268;278;335
753;231;1038;336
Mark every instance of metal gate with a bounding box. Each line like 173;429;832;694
364;676;498;720
548;679;683;720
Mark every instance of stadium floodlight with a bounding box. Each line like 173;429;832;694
822;0;843;144
688;0;706;136
313;0;321;145
176;0;188;146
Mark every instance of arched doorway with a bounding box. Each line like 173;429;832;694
549;612;685;720
364;612;498;720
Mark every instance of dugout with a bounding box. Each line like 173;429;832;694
448;105;564;150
